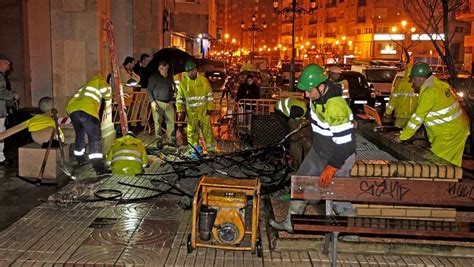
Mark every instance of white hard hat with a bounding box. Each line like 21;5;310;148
329;66;342;74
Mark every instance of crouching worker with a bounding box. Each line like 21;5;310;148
269;64;357;233
66;75;112;176
275;97;308;120
0;97;63;145
106;132;148;175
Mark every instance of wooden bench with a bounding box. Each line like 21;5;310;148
290;175;474;267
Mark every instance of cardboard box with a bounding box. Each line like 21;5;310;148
18;143;70;179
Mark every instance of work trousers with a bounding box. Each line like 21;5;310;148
296;148;355;215
70;111;102;158
186;109;214;149
152;101;175;143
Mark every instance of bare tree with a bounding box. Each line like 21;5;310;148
403;0;465;81
390;24;420;63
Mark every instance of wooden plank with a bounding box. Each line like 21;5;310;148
291;176;474;208
291;215;474;239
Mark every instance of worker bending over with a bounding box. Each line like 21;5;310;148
66;75;112;176
393;62;469;167
106;132;148;175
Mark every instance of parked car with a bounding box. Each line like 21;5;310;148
351;65;400;106
341;71;376;113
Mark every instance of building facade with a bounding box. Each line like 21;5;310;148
219;0;470;67
0;0;216;111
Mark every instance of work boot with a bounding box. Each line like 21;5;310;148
76;155;88;166
269;200;307;233
336;206;359;242
91;159;112;177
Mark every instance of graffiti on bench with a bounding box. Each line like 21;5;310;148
291;175;474;208
358;179;410;201
447;183;474;200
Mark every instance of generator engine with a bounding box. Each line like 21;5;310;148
205;190;247;245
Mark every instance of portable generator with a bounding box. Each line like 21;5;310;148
187;176;262;256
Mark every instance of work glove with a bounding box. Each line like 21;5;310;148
320;165;338;188
150;101;157;110
177;112;185;122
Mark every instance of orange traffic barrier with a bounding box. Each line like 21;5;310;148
112;91;151;128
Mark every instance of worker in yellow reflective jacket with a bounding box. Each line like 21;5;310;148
384;63;418;128
275;97;308;120
394;62;470;167
176;60;215;156
106;133;148;175
270;64;356;233
0;97;64;143
66;75;112;176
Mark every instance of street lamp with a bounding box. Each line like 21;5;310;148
241;14;267;55
390;20;418;63
273;0;316;91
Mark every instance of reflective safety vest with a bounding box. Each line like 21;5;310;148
66;75;112;119
385;65;418;128
275;97;308;119
309;84;356;168
176;73;214;114
400;75;470;167
23;114;64;141
106;135;148;175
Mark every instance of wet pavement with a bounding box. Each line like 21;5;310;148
0;133;473;266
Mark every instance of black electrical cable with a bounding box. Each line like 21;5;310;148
93;189;123;200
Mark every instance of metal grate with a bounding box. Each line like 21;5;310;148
251;114;290;146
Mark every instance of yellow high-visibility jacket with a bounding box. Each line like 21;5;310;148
23;114;64;141
385;64;418;128
400;75;470;167
176;73;213;113
66;76;112;119
275;97;308;119
106;135;148;175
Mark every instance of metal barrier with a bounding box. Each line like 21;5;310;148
112;91;151;128
235;99;277;135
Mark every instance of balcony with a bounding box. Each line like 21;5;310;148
357;16;366;23
325;32;336;38
309;19;318;25
325;2;336;8
308;33;318;38
281;31;292;36
326;17;337;23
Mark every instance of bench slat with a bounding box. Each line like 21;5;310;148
292;215;474;240
291;176;474;208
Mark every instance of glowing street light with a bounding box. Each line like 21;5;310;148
273;0;317;91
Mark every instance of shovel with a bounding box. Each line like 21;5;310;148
51;109;76;180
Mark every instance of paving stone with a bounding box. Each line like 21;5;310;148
419;256;436;267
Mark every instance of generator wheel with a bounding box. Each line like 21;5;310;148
256;238;263;257
187;234;193;253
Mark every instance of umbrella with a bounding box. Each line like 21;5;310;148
147;48;198;75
